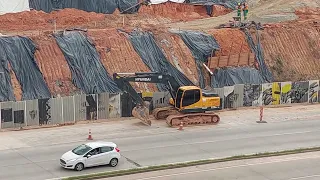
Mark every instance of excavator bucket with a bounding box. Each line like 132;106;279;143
131;101;152;126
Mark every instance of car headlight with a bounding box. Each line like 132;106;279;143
67;159;77;163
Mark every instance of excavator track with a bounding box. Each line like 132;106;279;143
152;106;180;120
166;113;220;127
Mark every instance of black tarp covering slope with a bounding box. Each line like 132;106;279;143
29;0;54;13
28;0;138;14
175;30;220;88
211;67;267;88
0;50;15;102
243;28;273;82
0;36;51;100
53;31;120;94
118;0;140;13
185;0;245;10
128;30;194;91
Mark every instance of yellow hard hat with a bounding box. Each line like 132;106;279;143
238;2;240;5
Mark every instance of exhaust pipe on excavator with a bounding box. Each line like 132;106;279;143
131;101;152;126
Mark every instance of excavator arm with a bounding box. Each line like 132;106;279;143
113;72;181;125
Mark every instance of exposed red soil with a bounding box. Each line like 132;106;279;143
261;20;320;82
31;34;78;97
139;2;207;21
295;7;320;20
88;29;158;92
153;31;199;84
139;3;230;20
0;9;167;32
8;64;22;101
211;5;233;17
0;3;220;33
209;29;251;56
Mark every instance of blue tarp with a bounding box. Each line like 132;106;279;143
0;36;51;100
54;31;121;94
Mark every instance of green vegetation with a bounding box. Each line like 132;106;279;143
63;146;320;180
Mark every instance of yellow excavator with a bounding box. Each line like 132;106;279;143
113;72;222;127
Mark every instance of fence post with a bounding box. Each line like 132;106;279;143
96;94;99;120
24;101;27;127
61;97;64;124
73;95;76;123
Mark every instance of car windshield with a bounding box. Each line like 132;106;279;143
72;144;92;155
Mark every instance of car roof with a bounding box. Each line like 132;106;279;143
85;141;117;149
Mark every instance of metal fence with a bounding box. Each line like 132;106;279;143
0;93;121;129
1;80;319;130
215;80;320;109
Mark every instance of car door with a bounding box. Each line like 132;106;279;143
98;146;114;165
84;148;102;167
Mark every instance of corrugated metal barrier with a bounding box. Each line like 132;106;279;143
1;80;320;130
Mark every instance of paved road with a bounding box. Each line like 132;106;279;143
1;104;320;180
105;151;320;180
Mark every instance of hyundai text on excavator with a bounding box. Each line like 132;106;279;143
113;72;222;127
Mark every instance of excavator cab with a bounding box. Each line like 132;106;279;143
173;86;221;112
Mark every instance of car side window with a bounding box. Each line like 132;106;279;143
100;146;114;153
88;148;100;156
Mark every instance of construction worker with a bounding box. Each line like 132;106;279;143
243;2;249;20
237;3;242;20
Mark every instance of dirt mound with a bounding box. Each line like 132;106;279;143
295;7;320;20
0;3;224;33
139;2;230;20
0;8;169;33
0;9;108;32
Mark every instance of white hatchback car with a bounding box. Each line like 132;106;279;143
60;141;120;171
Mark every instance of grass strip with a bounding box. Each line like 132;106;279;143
63;146;320;180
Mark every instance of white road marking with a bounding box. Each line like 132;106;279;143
289;175;320;179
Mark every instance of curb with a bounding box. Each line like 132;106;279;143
62;146;320;180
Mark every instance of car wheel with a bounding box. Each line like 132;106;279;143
109;158;118;167
75;163;84;171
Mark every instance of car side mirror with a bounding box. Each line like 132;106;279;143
86;154;92;158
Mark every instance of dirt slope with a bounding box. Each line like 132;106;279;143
0;1;319;99
261;20;320;82
153;31;199;84
32;34;79;97
88;28;158;92
209;29;250;56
